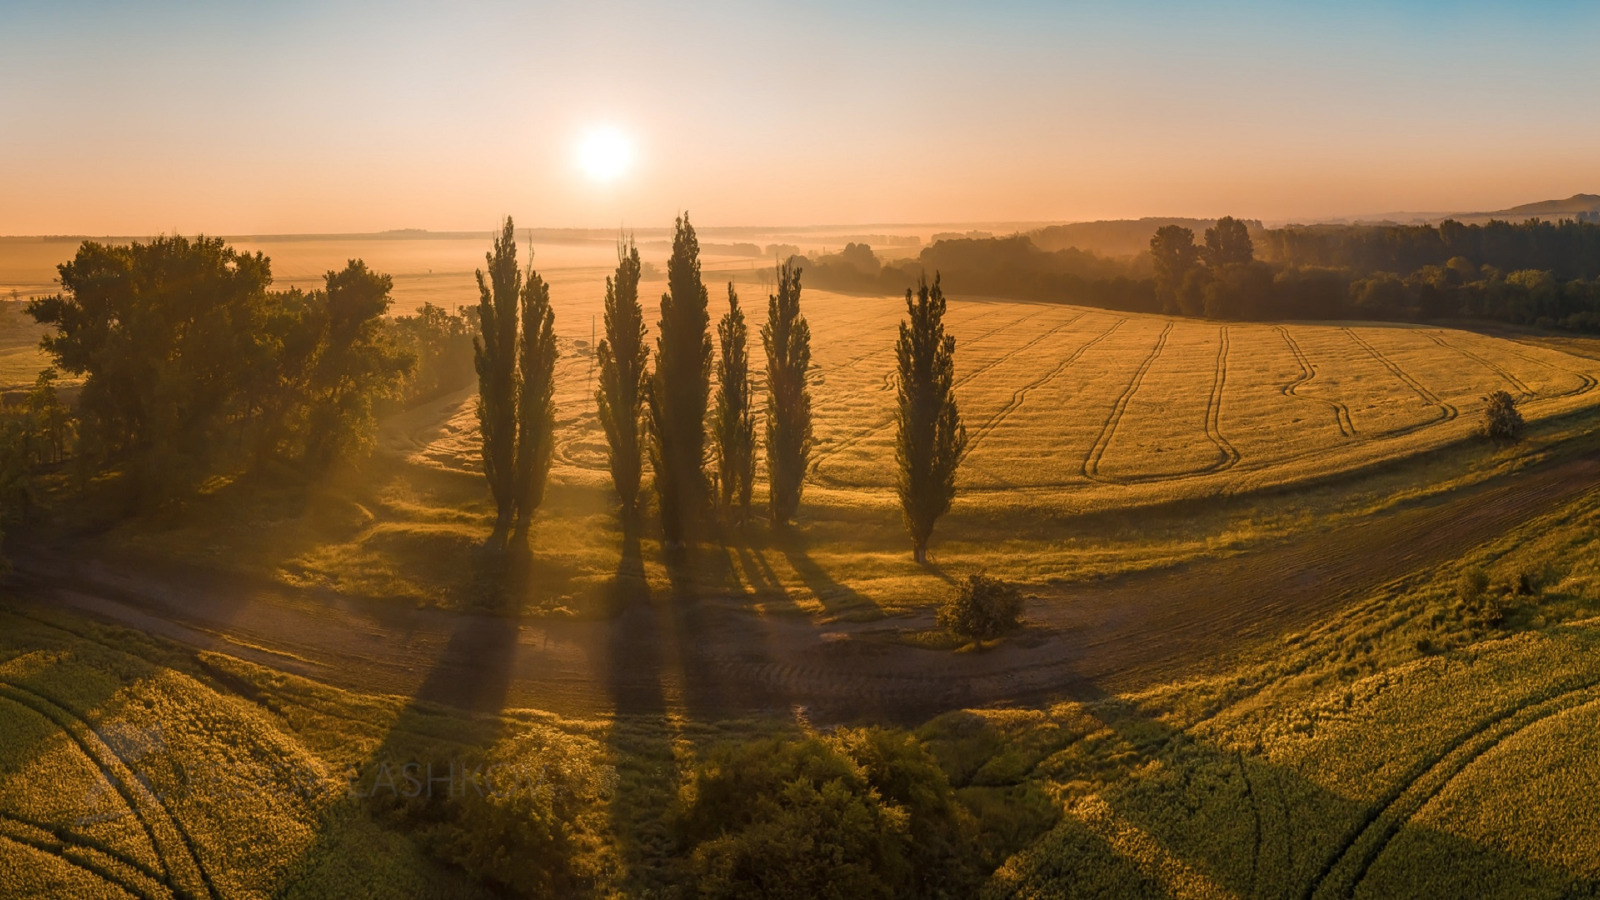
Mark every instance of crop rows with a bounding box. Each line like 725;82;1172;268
387;293;1600;503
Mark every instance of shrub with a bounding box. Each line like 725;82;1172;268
938;574;1024;641
370;729;616;897
676;729;981;899
1478;390;1524;442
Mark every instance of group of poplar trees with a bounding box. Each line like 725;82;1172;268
592;213;815;544
474;212;968;560
472;217;558;534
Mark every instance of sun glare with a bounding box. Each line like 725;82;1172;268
576;127;633;183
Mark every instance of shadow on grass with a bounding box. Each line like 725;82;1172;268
994;682;1589;899
774;525;873;615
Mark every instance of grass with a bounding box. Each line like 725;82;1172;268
11;446;1600;895
13;244;1600;893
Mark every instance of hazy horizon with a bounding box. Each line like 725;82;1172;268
5;1;1598;235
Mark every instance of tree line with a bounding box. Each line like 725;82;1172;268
483;212;968;561
798;217;1600;332
0;235;481;563
2;220;975;563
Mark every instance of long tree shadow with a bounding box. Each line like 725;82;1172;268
995;680;1596;899
281;532;529;891
773;526;873;616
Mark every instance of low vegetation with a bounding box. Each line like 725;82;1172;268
1479;389;1525;441
938;574;1024;642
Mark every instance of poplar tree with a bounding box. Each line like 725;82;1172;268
514;262;557;530
762;261;811;527
713;283;755;522
648;213;713;545
895;273;966;563
596;238;649;526
474;217;521;530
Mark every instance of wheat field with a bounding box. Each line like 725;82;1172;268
389;279;1600;514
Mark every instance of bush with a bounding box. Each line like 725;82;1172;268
676;729;981;899
938;574;1024;641
369;729;616;897
1478;390;1524;442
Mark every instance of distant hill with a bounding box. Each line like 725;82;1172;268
1473;193;1600;222
1028;217;1263;258
1331;194;1600;227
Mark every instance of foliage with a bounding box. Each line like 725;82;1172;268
712;284;756;522
472;218;522;529
1479;389;1525;442
276;260;414;469
648;213;713;545
762;261;812;527
1203;215;1255;268
515;264;557;529
895;274;966;563
27;236;408;499
596;237;650;526
937;574;1024;641
375;729;617;898
1150;225;1200;314
28;235;275;496
390;303;475;405
676;729;981;899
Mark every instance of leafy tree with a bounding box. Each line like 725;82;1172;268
762;261;812;527
713;284;756;522
895;274;966;563
676;730;982;899
1204;216;1254;268
28;235;277;498
596;238;650;526
1150;225;1200;315
473;218;522;530
297;261;414;467
22;369;73;465
648;213;713;545
390;302;475;404
1479;389;1525;441
515;263;557;530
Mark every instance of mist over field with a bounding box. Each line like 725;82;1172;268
6;0;1600;897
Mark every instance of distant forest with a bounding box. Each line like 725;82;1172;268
799;217;1600;332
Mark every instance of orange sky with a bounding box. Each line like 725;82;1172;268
2;1;1597;235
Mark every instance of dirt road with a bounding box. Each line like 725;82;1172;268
7;452;1599;725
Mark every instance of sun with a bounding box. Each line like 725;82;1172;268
576;127;633;183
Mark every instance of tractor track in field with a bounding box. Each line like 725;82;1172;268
0;680;217;900
1306;678;1600;900
1344;328;1458;437
1498;337;1599;401
1202;325;1242;474
809;310;1090;481
815;304;1052;387
0;809;168;900
1082;322;1172;483
1081;321;1241;486
1076;322;1243;485
1423;331;1533;398
963;318;1125;453
7;446;1600;728
1277;326;1356;437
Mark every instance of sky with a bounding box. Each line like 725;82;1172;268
1;0;1597;235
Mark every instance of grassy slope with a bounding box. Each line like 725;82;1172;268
8;465;1600;896
979;483;1600;898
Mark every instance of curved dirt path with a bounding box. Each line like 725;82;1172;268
6;451;1600;725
